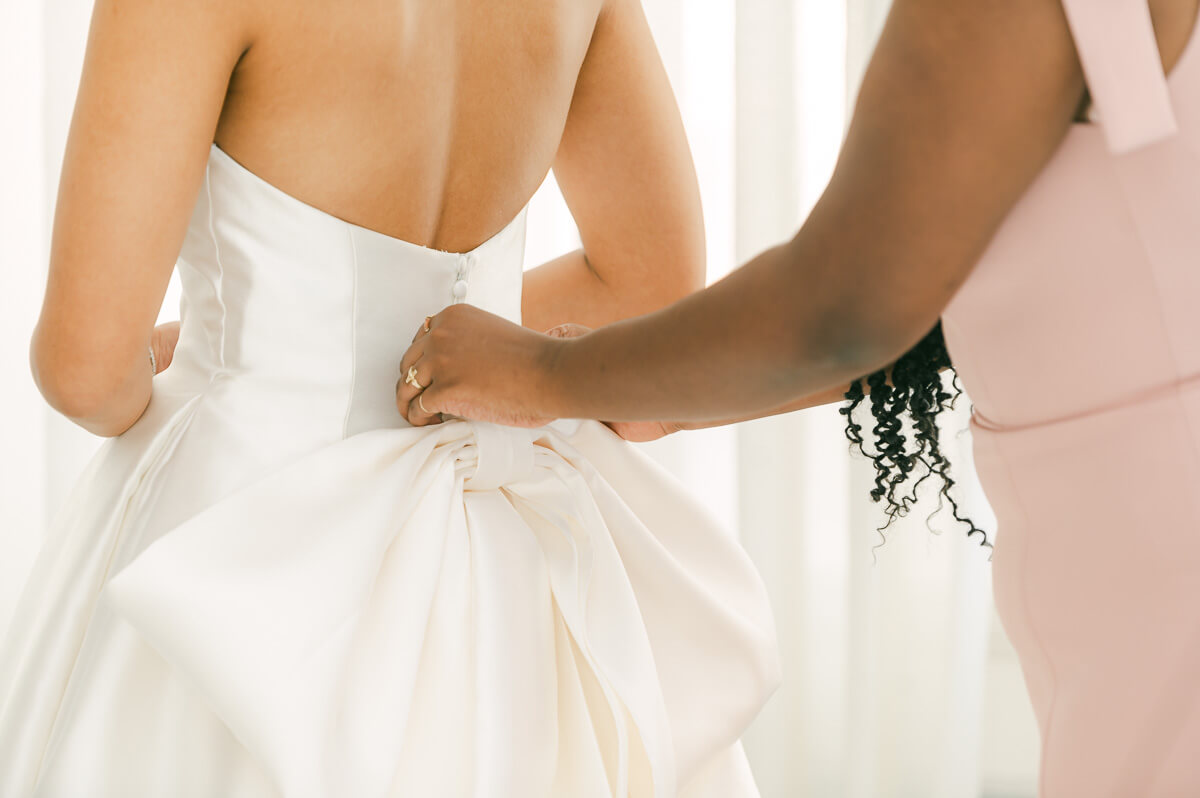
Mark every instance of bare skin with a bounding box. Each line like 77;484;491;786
31;0;704;437
544;322;846;441
396;0;1200;434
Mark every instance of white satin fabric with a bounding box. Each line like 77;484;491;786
0;144;780;798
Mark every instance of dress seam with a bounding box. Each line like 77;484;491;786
971;370;1200;433
205;161;229;375
341;229;359;440
987;442;1060;798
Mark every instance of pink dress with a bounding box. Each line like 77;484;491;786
941;1;1200;794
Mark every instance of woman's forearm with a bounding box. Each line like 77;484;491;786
541;238;911;424
676;384;852;431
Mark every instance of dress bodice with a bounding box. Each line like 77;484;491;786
942;8;1200;430
172;144;528;437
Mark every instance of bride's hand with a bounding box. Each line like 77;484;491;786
396;305;563;428
150;321;181;374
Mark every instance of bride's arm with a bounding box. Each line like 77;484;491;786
29;0;251;437
520;0;705;334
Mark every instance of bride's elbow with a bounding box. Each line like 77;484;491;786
30;333;144;436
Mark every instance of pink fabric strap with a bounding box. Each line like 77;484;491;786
1060;0;1179;153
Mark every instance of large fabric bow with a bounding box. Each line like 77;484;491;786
106;419;780;798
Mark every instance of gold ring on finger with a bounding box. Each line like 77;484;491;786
405;365;426;391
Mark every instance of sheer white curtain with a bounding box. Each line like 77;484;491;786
0;1;1039;795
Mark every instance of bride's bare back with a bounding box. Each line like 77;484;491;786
34;0;703;434
217;0;602;251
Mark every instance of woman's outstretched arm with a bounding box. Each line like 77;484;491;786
398;0;1094;426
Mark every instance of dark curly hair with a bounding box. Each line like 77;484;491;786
839;321;989;547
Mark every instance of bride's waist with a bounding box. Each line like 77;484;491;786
165;339;411;437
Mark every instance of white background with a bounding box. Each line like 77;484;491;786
0;1;1040;795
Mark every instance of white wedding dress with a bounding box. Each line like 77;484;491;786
0;144;780;798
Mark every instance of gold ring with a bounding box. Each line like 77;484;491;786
423;315;433;333
405;365;426;391
418;393;431;415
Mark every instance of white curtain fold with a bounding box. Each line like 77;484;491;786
0;0;49;596
1;1;1038;795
